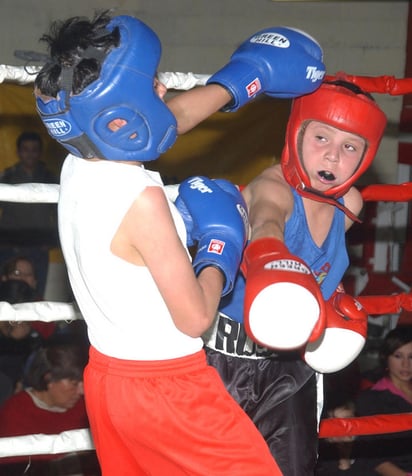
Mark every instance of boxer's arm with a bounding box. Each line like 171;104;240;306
241;165;327;349
167;25;325;132
115;186;223;337
243;165;293;241
166;83;232;134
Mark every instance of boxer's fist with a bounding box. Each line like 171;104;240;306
242;237;326;349
207;27;326;111
175;176;248;296
304;285;368;373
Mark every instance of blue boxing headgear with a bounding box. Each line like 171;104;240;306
36;16;177;162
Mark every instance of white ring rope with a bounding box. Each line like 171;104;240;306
0;182;177;204
0;65;211;90
0;183;59;203
0;429;94;458
0;65;40;85
159;72;211;89
0;301;81;323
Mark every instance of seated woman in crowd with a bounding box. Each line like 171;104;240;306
0;343;99;476
318;326;412;476
352;326;412;476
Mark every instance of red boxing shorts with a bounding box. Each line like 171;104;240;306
84;347;281;475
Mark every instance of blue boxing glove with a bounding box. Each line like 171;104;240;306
208;26;326;111
175;176;248;296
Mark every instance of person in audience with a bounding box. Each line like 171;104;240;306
0;343;98;476
2;255;40;296
315;361;361;475
315;399;357;475
0;131;57;184
1;255;56;338
0;279;42;403
353;326;412;476
0;131;59;296
317;326;412;476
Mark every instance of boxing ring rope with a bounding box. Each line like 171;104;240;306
3;412;410;460
318;413;412;439
1;65;412;458
1;412;412;460
0;429;94;458
0;64;211;89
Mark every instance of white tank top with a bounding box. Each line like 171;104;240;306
58;155;203;360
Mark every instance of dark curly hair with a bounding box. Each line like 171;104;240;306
35;10;120;97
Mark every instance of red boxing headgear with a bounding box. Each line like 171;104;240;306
281;79;387;199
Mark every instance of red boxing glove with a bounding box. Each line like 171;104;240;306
304;285;368;373
242;237;326;349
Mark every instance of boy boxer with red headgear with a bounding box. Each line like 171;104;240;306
244;79;386;367
34;10;325;475
204;77;387;475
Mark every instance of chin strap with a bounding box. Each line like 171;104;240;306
296;185;362;223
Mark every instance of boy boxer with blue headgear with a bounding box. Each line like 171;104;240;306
34;10;325;475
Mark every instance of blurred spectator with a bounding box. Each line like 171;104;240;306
351;326;412;475
0;343;99;476
2;255;40;297
317;326;412;475
1;255;56;339
316;400;356;475
0;131;56;183
0;131;59;296
0;279;43;404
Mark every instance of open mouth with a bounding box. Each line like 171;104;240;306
318;170;336;182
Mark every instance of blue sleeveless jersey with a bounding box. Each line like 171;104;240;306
219;189;349;323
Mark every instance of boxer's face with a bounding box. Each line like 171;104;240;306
301;121;366;193
387;341;412;386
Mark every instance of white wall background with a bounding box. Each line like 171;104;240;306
0;0;409;183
